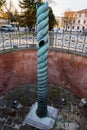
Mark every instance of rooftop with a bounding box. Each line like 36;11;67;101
77;8;87;13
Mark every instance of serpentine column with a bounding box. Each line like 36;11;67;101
36;2;49;118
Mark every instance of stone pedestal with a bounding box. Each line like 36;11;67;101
23;102;58;130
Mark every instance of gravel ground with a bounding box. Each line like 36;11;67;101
0;84;87;130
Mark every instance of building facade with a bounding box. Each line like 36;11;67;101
63;9;87;32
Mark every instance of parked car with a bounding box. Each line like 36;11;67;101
0;25;15;32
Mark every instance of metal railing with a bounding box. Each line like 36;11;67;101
0;30;37;51
0;30;87;55
49;31;87;54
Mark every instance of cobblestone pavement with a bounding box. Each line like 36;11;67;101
0;84;87;130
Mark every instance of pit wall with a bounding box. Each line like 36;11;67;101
0;49;87;98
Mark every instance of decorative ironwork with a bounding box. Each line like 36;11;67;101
0;31;87;55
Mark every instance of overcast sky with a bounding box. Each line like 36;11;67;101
6;0;87;16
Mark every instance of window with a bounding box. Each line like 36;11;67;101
82;27;85;30
73;20;75;23
85;13;87;17
84;20;86;24
77;26;79;30
79;13;81;17
78;20;80;24
64;19;66;23
68;26;70;29
72;26;74;29
75;14;77;17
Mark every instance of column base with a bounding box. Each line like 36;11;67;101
23;102;58;130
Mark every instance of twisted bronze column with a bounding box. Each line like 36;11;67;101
36;2;49;118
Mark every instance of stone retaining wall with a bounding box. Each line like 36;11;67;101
0;49;87;98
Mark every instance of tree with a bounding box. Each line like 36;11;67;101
0;0;5;8
19;0;56;31
9;9;20;23
49;7;56;30
5;0;13;24
2;12;8;20
19;0;36;31
1;1;19;25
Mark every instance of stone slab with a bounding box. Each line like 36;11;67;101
23;102;58;130
65;123;79;130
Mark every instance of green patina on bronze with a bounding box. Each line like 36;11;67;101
36;2;49;118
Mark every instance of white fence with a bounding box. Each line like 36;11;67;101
0;31;87;54
49;32;87;53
